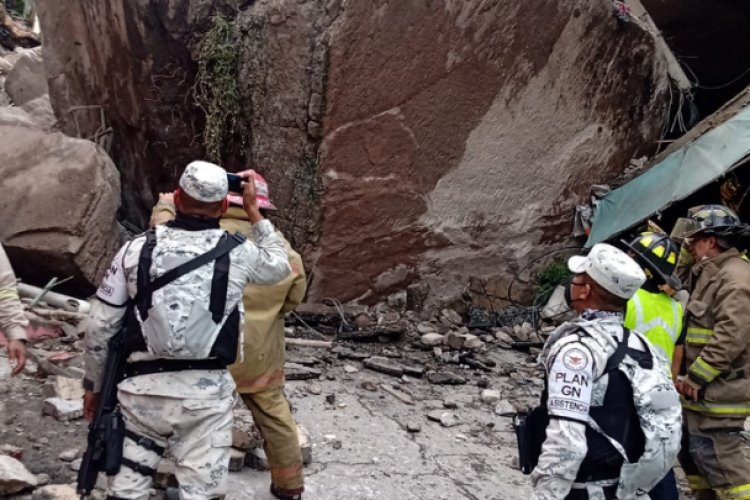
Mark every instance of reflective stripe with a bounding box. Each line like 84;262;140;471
690;357;722;384
682;399;750;415
0;288;19;301
686;474;711;490
687;327;714;345
720;483;750;500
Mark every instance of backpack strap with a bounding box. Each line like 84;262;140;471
601;327;630;377
136;231;246;321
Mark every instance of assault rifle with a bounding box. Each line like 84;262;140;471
77;308;132;497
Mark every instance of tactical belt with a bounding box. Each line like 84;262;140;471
124;429;165;456
125;359;227;378
121;457;156;477
567;484;617;500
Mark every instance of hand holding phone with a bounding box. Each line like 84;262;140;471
227;173;244;194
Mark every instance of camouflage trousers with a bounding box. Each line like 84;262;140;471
108;389;234;500
679;412;750;500
241;387;304;495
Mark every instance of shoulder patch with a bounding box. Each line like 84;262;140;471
562;348;589;371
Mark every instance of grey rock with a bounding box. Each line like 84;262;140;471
406;422;422;433
57;449;78;463
480;389;501;405
363;357;404;377
427;371;467;385
444;332;466;350
0;455;37;495
495;400;516;416
420;333;444;347
42;398;83;422
32;484;78;500
440;309;463;327
427;410;460;428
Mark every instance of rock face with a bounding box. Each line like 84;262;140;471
5;46;46;105
38;0;670;304
0;119;121;290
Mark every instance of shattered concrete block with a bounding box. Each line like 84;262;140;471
481;390;501;405
427;371;467;385
42;398;83;421
296;425;312;465
495;400;516;417
0;455;38;495
426;410;460;428
440;309;463;327
57;448;78;463
245;448;269;471
32;484;78;500
228;449;246;472
363;357;403;377
43;376;85;401
420;333;444;347
464;334;484;350
444;332;466;350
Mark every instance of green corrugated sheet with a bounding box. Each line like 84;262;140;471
586;105;750;247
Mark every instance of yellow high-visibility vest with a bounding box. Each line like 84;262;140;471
625;288;683;362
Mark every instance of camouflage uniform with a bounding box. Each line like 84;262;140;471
0;244;28;343
151;204;308;496
85;218;290;500
533;311;655;500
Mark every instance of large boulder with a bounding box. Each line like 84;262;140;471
0;118;121;291
5;46;46;105
38;0;671;304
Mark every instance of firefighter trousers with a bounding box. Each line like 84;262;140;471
240;387;304;495
679;411;750;500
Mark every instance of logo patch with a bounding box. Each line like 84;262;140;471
563;348;588;371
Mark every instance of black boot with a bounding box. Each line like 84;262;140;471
270;484;303;500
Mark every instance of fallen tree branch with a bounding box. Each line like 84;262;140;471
285;337;333;349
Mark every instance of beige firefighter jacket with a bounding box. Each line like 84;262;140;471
0;244;28;342
683;247;750;417
151;204;306;393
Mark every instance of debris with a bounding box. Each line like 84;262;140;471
296;425;313;465
284;363;323;380
420;333;444;347
343;364;359;374
360;380;377;392
495;400;516;416
245;448;269;471
42;398;83;421
31;484;78;500
406;283;429;311
228;449;246;472
337;323;404;342
426;410;460;428
284;338;333;349
325;393;336;405
285;355;321;366
363;356;404;377
43;376;84;401
463;334;485;350
17;283;90;314
416;322;435;334
28;350;83;379
480;390;501;405
444;332;465;350
0;454;38;495
476;378;490;389
442;396;460;409
406;421;422;433
34;474;50;486
57;448;78;462
440;309;463;327
386;290;407;310
324;434;342;449
306;384;323;396
380;384;414;405
427;371;467;385
0;444;22;461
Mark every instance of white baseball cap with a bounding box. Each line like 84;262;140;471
568;243;646;299
179;161;228;203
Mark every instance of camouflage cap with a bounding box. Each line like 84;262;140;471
568;243;646;299
179;161;228;203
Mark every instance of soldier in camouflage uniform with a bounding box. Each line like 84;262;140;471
0;243;28;375
533;243;673;500
151;170;307;500
83;161;291;500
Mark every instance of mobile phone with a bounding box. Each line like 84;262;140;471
227;174;244;194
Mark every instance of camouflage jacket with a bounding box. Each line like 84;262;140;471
84;217;290;397
532;312;646;500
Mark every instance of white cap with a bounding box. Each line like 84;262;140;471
179;161;228;202
568;243;646;299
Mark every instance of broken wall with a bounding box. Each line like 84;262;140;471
37;0;671;305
